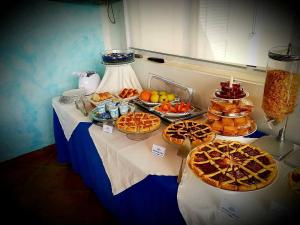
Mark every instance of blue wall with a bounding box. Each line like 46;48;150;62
0;0;105;161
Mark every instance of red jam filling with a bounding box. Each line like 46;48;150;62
194;153;208;162
195;163;218;174
258;170;271;180
211;173;231;182
242;147;260;156
257;156;271;165
245;161;263;172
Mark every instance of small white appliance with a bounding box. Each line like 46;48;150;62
74;71;101;95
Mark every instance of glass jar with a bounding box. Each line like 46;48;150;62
262;45;300;123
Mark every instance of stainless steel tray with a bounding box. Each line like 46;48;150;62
132;99;206;124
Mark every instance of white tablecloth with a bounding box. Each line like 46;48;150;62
96;64;143;94
53;97;181;195
52;97;90;140
89;124;181;195
53;97;300;224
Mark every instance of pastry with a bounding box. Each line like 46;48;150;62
211;121;223;132
234;117;247;127
163;120;215;146
222;118;234;126
223;125;237;136
206;114;256;137
189;140;278;191
92;92;113;102
116;112;160;133
206;112;221;121
209;98;253;116
119;88;139;99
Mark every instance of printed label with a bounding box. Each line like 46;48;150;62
103;124;113;134
152;144;166;157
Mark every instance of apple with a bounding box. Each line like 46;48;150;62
167;93;175;102
159;95;168;103
151;90;158;95
150;94;159;103
159;91;167;96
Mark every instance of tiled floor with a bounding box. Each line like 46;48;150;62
0;145;118;225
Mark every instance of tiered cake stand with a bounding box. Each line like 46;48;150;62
206;81;257;137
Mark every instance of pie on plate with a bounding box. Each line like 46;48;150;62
163;120;215;146
116;112;161;133
188;140;278;191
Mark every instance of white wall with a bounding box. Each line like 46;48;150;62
101;0;127;50
131;55;300;145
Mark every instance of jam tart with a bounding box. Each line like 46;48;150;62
163;120;215;146
189;140;278;191
116;112;161;133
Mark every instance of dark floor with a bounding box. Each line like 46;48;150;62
0;145;118;225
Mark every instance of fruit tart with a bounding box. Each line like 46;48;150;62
116;112;161;133
163;120;215;146
189;140;278;191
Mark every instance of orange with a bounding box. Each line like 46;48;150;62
140;90;151;102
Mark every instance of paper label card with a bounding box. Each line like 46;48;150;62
152;144;166;157
103;124;113;134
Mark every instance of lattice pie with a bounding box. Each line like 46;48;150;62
163;120;215;146
189;140;277;191
116;112;161;133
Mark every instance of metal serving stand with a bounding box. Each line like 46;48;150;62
132;74;206;123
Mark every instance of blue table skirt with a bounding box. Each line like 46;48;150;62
53;110;265;225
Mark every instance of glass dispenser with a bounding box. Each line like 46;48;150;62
253;44;300;160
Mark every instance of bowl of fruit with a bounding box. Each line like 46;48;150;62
153;101;193;117
139;90;178;106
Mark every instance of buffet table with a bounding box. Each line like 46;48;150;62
52;97;299;225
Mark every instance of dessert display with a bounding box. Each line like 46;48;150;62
119;88;139;99
188;140;278;191
262;69;299;123
116;112;161;133
288;167;300;193
139;90;177;105
163;120;215;146
102;49;134;65
206;80;256;136
215;81;247;99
